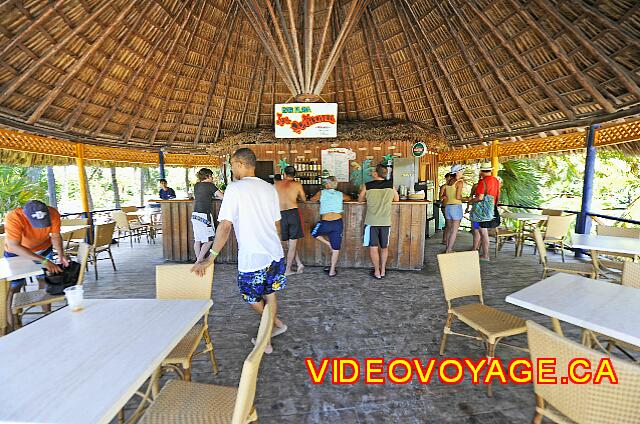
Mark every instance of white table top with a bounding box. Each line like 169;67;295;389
506;273;640;347
502;212;549;221
570;233;640;255
0;298;211;424
127;210;161;216
0;256;44;281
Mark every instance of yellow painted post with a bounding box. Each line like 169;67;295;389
491;140;499;176
75;144;90;216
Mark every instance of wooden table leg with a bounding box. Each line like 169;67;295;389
550;317;563;336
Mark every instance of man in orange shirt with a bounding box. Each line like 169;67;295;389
4;200;68;327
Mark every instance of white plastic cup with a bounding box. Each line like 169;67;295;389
64;286;84;312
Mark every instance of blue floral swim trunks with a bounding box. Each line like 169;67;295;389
237;258;286;304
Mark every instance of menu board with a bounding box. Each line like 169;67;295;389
321;148;355;182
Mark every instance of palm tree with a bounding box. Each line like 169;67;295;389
0;166;48;219
498;160;541;209
110;167;121;208
46;166;57;208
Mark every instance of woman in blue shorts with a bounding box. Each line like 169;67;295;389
310;176;351;277
443;165;465;253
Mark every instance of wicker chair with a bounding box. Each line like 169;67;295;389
492;227;518;257
113;211;148;247
521;214;575;260
11;242;90;328
121;206;140;223
594;225;640;273
437;250;527;397
61;218;90;252
90;222;117;279
532;228;597;279
156;263;219;380
527;320;640;424
139;303;275;424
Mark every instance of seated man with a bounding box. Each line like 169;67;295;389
4;200;68;329
158;178;176;200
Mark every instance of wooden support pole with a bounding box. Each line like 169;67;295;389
491;140;499;177
575;124;600;238
159;149;166;180
75;144;91;218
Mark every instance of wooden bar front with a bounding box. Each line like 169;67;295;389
160;199;428;270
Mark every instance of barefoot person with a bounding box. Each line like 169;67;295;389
274;165;306;276
192;168;224;263
358;164;399;280
192;148;287;354
310;176;351;277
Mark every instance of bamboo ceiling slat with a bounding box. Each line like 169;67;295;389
0;0;638;151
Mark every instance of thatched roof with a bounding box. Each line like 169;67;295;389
0;0;639;153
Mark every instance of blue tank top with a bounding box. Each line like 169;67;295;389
319;189;343;214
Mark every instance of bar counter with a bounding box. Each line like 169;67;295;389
159;199;428;270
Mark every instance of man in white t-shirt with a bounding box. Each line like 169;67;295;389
192;148;287;354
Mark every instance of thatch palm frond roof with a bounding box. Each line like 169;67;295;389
0;0;638;153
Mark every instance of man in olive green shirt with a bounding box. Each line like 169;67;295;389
358;164;399;279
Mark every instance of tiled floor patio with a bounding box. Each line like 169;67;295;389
44;230;597;423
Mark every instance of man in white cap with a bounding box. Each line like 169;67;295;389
3;200;68;328
467;163;501;261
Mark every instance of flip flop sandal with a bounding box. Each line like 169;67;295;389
251;338;273;354
329;270;338;277
323;267;331;273
272;324;288;338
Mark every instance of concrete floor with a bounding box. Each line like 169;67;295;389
33;229;598;423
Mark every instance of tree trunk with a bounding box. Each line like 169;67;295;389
185;168;190;196
139;167;145;206
110;167;121;208
46;166;57;208
83;166;94;212
61;166;68;205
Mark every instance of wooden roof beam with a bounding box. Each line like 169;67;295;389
574;1;640;50
437;2;511;133
213;28;243;142
535;0;640;101
263;0;302;94
27;1;137;124
392;1;445;132
92;0;196;137
448;6;540;128
0;0;113;104
0;0;63;59
313;0;369;95
466;0;576;122
193;7;240;145
239;50;265;132
512;0;616;114
283;0;305;95
123;0;201;144
333;3;363;120
404;0;483;140
310;0;336;95
64;1;153;132
399;1;466;142
303;0;314;93
365;9;410;120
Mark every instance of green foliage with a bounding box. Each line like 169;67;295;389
277;158;289;173
350;159;374;187
0;166;48;219
498;160;541;209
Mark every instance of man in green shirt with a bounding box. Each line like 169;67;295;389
358;164;399;279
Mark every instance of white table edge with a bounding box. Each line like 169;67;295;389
505;294;640;347
96;298;212;424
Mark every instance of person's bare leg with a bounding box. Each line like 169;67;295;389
472;229;481;251
329;249;339;276
316;235;331;248
193;240;202;263
479;228;490;260
294;247;304;274
285;239;298;275
196;241;213;263
446;220;461;253
250;294;285;353
443;219;451;246
380;247;389;277
369;247;381;278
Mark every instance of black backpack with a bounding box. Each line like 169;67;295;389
44;261;81;295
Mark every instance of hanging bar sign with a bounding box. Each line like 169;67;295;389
274;103;338;138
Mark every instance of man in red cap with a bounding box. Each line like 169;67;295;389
4;200;68;328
